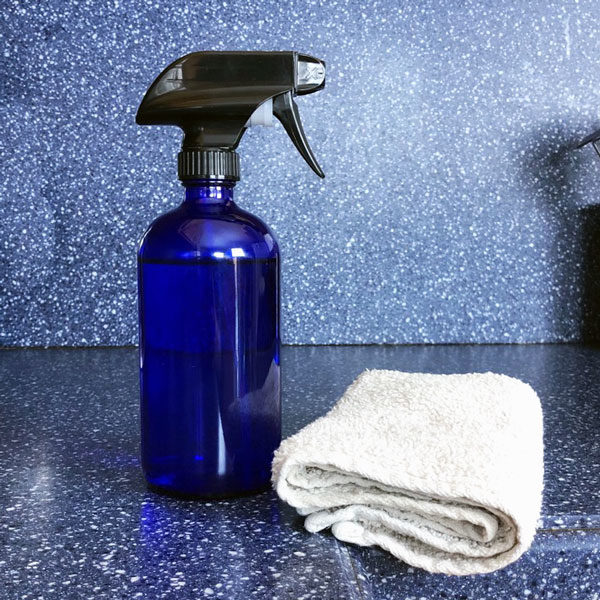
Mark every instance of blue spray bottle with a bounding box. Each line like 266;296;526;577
136;52;325;498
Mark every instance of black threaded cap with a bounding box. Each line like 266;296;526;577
178;150;240;181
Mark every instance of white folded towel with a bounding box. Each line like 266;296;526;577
272;370;544;575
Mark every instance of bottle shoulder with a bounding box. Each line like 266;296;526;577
138;202;279;261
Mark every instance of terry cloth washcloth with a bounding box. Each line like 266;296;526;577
272;370;544;575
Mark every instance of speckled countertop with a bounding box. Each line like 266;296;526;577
1;344;599;599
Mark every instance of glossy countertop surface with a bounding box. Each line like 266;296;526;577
1;345;599;599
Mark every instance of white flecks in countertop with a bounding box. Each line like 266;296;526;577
1;345;600;598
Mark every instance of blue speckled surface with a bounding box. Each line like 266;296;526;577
3;1;600;346
1;344;599;598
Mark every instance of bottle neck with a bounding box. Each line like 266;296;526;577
183;180;236;205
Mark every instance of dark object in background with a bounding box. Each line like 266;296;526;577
578;132;600;343
136;52;325;498
580;205;600;343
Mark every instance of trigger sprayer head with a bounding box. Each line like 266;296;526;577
136;51;326;181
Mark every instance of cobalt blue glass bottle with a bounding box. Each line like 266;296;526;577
138;180;280;497
136;51;325;498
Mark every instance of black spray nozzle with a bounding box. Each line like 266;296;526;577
136;51;326;179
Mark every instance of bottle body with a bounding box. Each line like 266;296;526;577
138;181;280;497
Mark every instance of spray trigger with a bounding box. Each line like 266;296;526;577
273;92;324;178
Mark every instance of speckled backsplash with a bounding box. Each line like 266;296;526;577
2;0;600;346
